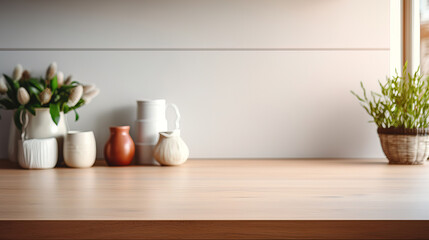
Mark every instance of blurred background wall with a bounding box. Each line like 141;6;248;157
0;0;391;159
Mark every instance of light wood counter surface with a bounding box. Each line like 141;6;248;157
1;159;429;239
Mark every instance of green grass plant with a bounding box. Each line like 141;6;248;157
351;63;429;129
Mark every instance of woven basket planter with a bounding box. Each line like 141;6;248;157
377;128;429;165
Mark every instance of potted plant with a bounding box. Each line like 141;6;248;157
0;62;100;162
352;63;429;165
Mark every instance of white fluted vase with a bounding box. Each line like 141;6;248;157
153;130;189;166
18;138;58;169
21;108;67;168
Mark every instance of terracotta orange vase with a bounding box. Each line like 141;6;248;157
104;126;135;166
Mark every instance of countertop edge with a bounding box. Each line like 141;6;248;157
1;220;429;240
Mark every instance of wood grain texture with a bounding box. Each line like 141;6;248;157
1;159;429;239
1;159;429;220
1;220;429;240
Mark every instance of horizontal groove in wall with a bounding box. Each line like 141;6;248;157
0;48;390;52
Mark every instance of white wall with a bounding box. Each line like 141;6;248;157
0;0;390;159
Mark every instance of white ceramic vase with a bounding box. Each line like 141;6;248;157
64;131;96;168
153;130;189;166
137;99;168;120
25;108;67;139
135;99;180;165
24;108;68;163
18;138;58;169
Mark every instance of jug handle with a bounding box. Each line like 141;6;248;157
19;110;29;140
166;103;181;130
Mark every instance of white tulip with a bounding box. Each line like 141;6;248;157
0;76;8;94
17;87;30;105
13;64;23;81
83;84;96;94
22;70;31;81
39;88;53;105
82;88;100;104
57;71;64;87
64;75;72;85
46;62;57;80
68;85;83;107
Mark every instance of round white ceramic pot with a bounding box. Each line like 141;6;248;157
64;131;96;168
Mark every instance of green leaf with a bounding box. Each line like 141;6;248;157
60;85;76;90
53;94;60;103
371;91;381;97
0;98;15;109
73;109;79;121
63;104;70;114
13;107;24;131
362;105;371;115
360;81;368;101
29;79;44;91
6;87;14;99
351;62;429;128
351;91;364;102
27;86;41;96
50;75;58;92
3;74;19;90
71;99;85;110
49;103;60;125
25;105;35;116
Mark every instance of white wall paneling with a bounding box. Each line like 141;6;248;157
0;0;389;49
0;0;391;159
0;51;388;158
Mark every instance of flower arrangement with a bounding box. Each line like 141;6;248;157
0;62;100;130
351;63;429;129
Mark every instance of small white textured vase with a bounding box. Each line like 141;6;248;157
18;138;58;169
153;130;189;166
64;131;96;168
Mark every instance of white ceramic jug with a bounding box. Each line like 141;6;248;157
25;108;67;164
25;108;67;140
135;99;180;165
153;130;189;166
8;108;66;163
17;111;58;169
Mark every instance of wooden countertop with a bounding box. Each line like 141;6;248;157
1;159;429;239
